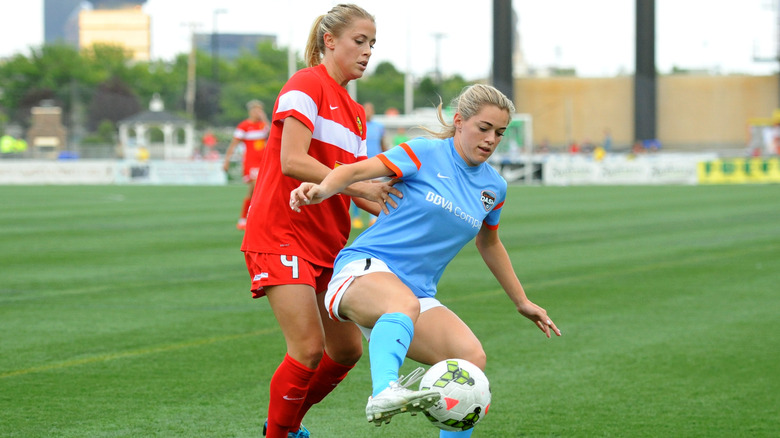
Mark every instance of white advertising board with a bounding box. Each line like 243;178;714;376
542;154;714;186
0;161;226;185
0;161;116;184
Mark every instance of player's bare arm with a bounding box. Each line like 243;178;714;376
290;157;400;213
281;118;400;213
279;117;330;182
475;225;561;338
223;138;241;172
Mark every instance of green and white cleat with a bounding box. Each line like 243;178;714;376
365;367;441;427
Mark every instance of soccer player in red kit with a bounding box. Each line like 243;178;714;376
223;99;270;230
239;5;399;438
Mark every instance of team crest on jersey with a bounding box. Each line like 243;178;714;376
356;116;363;136
480;190;497;212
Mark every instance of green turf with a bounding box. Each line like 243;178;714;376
1;184;778;437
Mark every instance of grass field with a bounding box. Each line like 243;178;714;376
1;184;778;437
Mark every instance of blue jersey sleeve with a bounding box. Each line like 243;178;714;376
483;180;507;229
378;138;434;178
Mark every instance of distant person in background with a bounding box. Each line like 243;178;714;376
202;129;219;160
632;140;644;155
580;138;595;154
644;138;661;153
0;135;27;157
0;134;14;155
602;128;613;152
593;144;606;161
351;101;388;228
534;138;550;154
203;129;218;149
223;100;270;230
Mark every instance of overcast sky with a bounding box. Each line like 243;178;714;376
0;0;777;79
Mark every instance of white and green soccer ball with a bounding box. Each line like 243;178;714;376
419;358;491;431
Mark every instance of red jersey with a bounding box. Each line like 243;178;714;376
233;119;270;175
241;64;367;267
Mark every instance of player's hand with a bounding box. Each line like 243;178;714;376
517;300;561;338
290;182;330;212
290;182;315;212
362;178;402;215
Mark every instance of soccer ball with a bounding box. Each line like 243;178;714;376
419;358;491;431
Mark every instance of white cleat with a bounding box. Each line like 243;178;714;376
365;367;441;427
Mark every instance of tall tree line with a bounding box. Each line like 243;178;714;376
0;42;470;142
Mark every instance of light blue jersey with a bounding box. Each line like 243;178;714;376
365;119;385;158
334;137;507;298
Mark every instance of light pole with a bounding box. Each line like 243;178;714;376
212;9;227;83
431;32;446;84
183;21;202;119
211;9;227;123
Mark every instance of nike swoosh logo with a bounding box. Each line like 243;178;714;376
330;105;339;110
396;339;408;349
283;395;305;401
437;172;450;179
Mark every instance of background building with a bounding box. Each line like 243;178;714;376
78;5;151;61
193;33;276;60
26;102;68;159
43;0;83;47
44;0;148;56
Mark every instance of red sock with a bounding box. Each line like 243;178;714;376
240;197;251;219
291;351;354;431
267;354;316;438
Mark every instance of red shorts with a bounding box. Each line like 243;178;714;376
244;251;333;298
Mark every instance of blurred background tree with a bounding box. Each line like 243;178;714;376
0;40;474;139
87;75;140;131
357;61;404;114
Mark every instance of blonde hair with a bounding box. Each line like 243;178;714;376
304;4;375;68
424;84;516;139
246;99;263;111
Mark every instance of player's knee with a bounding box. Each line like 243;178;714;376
393;295;421;322
463;347;487;371
370;293;420;323
327;339;363;365
334;347;362;366
290;340;326;369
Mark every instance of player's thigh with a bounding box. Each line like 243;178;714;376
339;272;420;328
266;283;325;365
407;306;486;370
317;291;363;365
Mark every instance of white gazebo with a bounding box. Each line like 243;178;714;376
118;94;195;160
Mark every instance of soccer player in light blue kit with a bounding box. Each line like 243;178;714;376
290;84;561;437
